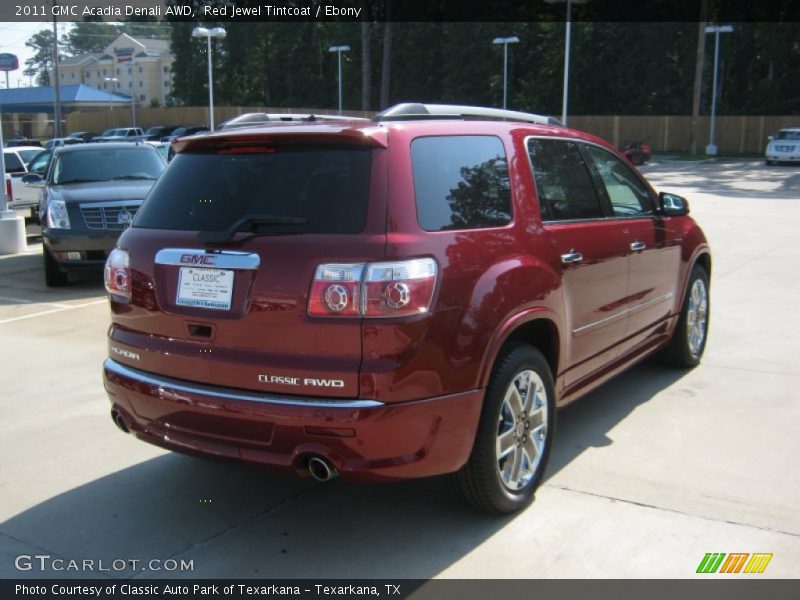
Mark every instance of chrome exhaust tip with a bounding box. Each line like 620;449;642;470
111;410;130;433
307;456;338;482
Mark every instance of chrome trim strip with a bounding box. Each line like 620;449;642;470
104;359;383;408
572;308;628;336
572;292;675;335
154;248;261;270
78;200;143;209
627;292;674;317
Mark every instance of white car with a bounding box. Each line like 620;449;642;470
3;147;49;216
765;127;800;165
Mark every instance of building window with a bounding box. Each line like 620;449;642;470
163;66;170;74
139;80;143;88
71;72;75;79
138;66;143;74
103;69;107;75
60;73;64;79
164;81;170;88
140;94;146;101
96;70;100;77
128;67;131;75
128;81;132;88
103;82;107;90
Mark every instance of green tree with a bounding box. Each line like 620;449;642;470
25;28;66;86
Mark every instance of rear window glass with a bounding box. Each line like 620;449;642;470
134;146;372;234
411;135;511;231
3;152;25;173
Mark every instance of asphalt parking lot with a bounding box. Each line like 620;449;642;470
0;158;798;580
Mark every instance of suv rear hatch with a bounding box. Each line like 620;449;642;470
108;127;388;398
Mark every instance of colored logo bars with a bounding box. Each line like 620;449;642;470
697;553;773;574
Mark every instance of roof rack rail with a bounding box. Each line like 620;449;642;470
373;103;563;126
219;112;370;130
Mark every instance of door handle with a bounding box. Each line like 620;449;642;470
630;241;646;252
561;251;583;265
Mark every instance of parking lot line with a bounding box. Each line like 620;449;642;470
0;299;107;325
0;295;72;309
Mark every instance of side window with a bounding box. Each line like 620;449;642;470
411;135;511;231
2;153;25;174
527;138;604;221
584;145;654;216
29;151;51;175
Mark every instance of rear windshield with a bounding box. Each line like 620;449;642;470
134;146;372;234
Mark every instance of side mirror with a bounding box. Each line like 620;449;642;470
658;192;689;216
767;135;774;142
21;173;43;186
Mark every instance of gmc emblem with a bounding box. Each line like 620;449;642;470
180;254;216;265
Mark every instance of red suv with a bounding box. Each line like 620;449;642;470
103;103;710;514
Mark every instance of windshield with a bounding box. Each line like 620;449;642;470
17;149;41;164
52;147;165;185
135;146;371;234
776;131;800;141
170;128;188;136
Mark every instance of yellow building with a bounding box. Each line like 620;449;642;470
57;33;174;108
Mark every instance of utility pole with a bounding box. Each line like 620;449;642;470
52;2;62;138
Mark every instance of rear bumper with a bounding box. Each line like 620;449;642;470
103;359;484;482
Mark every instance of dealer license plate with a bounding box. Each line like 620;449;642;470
176;267;234;310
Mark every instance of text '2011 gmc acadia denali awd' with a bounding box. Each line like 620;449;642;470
102;103;711;514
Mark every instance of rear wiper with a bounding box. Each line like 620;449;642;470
197;214;309;244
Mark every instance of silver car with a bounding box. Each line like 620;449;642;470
765;127;800;165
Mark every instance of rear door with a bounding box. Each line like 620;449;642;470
527;138;630;386
111;140;387;399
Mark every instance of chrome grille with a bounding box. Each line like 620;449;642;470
775;145;795;152
79;201;142;231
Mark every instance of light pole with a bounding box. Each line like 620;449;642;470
545;0;588;126
328;45;350;114
704;24;733;156
192;26;226;131
492;36;519;110
104;76;118;127
130;59;137;128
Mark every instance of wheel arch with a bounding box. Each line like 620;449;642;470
479;310;561;389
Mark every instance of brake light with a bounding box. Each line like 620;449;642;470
308;258;437;318
308;263;363;316
4;177;11;202
104;248;131;303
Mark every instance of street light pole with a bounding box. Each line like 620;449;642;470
492;36;520;110
545;0;588;126
704;24;733;156
192;26;226;131
328;45;350;114
130;60;137;128
104;76;118;127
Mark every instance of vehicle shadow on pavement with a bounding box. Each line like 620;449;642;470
0;362;686;579
0;249;104;304
546;361;688;478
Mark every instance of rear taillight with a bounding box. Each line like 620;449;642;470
4;177;11;202
308;258;437;318
104;248;131;303
308;263;363;317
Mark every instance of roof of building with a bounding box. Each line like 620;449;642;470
58;33;172;70
0;84;131;113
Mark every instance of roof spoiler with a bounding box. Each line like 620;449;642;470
373;103;563;126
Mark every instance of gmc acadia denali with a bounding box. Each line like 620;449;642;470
103;103;711;514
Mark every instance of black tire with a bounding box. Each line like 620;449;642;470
766;160;773;166
659;264;709;368
451;344;556;514
43;246;69;287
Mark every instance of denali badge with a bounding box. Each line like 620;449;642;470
111;346;140;361
180;254;217;266
259;374;345;388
